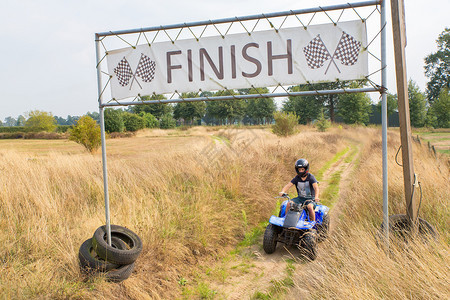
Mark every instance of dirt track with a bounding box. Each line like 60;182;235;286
207;142;360;299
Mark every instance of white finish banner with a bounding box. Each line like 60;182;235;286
107;20;367;100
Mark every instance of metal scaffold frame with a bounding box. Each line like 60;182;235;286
95;0;388;246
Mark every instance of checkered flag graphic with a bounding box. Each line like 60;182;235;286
114;57;133;87
333;32;361;66
135;54;156;83
303;35;332;69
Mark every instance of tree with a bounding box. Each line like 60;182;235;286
123;112;145;132
242;88;276;124
55;116;67;125
16;115;26;126
104;108;124;133
25;110;57;132
424;28;450;103
337;87;372;125
283;86;322;124
283;81;355;123
159;113;176;129
130;94;172;118
4;117;17;127
205;90;245;124
139;112;159;128
65;115;80;125
86;111;100;123
0;120;2;126
429;88;449;128
408;80;427;127
69;116;101;153
424;108;438;128
376;93;398;117
173;92;206;125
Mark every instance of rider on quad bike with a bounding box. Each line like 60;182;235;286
262;158;328;260
279;158;320;222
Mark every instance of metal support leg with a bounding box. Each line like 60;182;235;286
381;0;389;247
96;34;112;246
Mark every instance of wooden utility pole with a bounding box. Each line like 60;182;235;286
390;0;417;226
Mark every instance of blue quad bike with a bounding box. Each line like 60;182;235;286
263;194;330;260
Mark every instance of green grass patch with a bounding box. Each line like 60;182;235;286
321;171;342;208
422;137;450;142
211;134;230;145
344;144;358;163
315;146;349;181
236;225;266;249
413;131;450;137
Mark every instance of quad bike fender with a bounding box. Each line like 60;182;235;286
279;200;288;218
314;205;330;223
269;215;316;230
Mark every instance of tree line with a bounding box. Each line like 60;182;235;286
2;28;448;131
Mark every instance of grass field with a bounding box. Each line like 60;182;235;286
0;125;448;299
413;128;450;154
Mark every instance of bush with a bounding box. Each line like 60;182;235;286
0;132;25;139
316;109;331;132
159;113;176;129
0;126;29;133
109;132;136;138
104;108;124;133
123;112;145;132
0;132;68;139
24;132;65;139
272;111;299;136
68;116;101;153
25;110;57;132
139;112;159;128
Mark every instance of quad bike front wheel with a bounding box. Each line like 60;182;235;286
300;231;317;260
263;224;279;254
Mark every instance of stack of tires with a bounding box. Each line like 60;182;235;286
78;225;143;282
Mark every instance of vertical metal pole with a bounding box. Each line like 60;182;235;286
95;34;112;246
380;0;389;247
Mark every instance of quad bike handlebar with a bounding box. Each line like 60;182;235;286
275;193;291;200
275;194;320;211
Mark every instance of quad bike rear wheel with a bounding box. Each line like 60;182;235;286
317;213;330;242
300;231;317;261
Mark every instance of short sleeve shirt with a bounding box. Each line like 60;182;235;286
291;173;318;198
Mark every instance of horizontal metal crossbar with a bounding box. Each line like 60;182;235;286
96;0;381;38
100;87;381;107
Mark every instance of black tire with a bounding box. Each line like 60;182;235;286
317;213;330;242
263;224;279;254
379;214;438;242
105;262;136;283
79;237;126;273
92;224;143;265
300;232;317;261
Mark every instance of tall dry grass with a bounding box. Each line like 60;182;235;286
0;126;347;299
290;128;449;299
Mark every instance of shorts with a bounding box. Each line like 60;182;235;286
291;196;316;208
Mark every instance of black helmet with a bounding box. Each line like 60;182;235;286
295;159;309;176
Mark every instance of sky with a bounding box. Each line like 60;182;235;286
0;0;448;121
